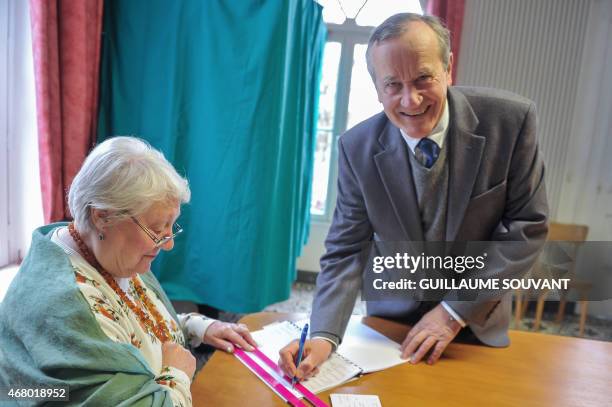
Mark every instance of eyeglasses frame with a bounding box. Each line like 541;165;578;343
131;217;183;248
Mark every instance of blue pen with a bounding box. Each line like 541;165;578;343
292;323;309;386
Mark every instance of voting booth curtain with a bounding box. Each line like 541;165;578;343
97;0;326;312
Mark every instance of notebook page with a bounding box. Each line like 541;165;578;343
301;353;362;394
296;316;407;374
252;321;361;394
339;316;407;373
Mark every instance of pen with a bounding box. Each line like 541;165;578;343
292;323;309;386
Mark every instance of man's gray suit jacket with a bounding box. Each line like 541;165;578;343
311;86;549;347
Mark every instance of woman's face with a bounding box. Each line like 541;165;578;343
95;201;180;278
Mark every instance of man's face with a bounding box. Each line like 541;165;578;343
371;21;452;138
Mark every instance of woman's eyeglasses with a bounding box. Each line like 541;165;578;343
131;217;183;248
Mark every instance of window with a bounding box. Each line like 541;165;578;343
311;42;341;216
310;0;423;220
0;0;42;268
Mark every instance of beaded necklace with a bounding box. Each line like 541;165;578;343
68;222;172;343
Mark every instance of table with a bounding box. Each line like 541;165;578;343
191;312;612;406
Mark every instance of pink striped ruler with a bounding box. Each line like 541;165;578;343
234;347;329;407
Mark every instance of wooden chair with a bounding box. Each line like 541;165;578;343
514;222;590;336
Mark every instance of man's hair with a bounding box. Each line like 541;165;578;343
365;13;451;82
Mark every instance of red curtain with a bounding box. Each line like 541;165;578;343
29;0;104;223
427;0;465;84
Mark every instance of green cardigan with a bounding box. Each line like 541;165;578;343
0;224;187;406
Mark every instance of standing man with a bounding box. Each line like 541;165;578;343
280;13;548;379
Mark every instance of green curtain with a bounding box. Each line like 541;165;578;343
98;0;326;312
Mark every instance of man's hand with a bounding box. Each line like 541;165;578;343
400;304;462;365
203;321;258;353
278;338;332;381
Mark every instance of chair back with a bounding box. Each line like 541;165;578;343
547;222;588;242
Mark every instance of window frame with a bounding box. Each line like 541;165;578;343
0;0;10;267
0;0;42;267
311;19;375;222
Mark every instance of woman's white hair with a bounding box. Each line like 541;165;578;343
68;136;191;232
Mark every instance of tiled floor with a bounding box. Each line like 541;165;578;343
263;282;366;315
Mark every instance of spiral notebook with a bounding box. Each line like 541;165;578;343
248;316;408;395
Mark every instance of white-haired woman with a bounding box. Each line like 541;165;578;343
0;137;256;406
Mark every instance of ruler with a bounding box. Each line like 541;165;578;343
234;347;328;407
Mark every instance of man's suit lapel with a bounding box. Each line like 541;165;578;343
372;88;486;243
445;87;486;241
374;122;425;241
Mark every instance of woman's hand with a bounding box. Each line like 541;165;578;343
161;342;196;379
203;321;258;353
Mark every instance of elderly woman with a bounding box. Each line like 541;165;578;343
0;137;256;406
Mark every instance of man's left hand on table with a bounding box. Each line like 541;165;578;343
400;304;462;365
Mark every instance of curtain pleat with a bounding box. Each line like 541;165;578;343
30;0;103;223
97;0;326;312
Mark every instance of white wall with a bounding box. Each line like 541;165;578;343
458;0;590;219
297;221;329;271
559;0;612;318
458;0;612;318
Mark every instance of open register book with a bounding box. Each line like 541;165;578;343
239;316;408;397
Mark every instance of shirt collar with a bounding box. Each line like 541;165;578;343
400;99;449;153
